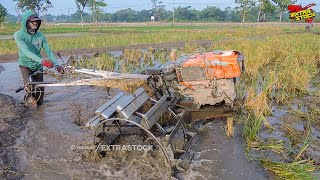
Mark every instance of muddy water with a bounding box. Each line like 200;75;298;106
0;62;112;179
0;62;25;100
188;121;268;180
258;102;320;164
0;61;270;179
1;62;172;179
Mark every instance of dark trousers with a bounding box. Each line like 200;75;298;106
19;65;44;105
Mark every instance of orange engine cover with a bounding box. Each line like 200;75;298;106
176;50;243;82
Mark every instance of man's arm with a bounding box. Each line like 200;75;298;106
42;36;59;66
14;32;43;63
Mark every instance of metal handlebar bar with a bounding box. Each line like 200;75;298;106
15;86;26;93
15;52;69;93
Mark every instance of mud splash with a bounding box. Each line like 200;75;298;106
0;62;171;179
0;60;270;179
3;58;318;180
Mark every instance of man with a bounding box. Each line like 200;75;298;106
305;18;313;32
14;10;63;107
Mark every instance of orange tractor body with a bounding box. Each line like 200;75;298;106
179;51;241;80
151;50;245;108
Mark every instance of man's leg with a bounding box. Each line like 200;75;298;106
32;72;44;105
19;66;44;106
19;65;33;85
19;66;36;106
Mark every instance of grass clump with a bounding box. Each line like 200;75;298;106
250;138;285;154
242;114;264;143
76;52;117;71
260;159;317;180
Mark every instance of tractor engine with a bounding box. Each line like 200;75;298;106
148;50;244;109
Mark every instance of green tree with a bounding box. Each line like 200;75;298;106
14;0;53;15
199;6;226;21
175;6;198;21
235;0;256;22
151;0;166;21
56;14;69;23
224;7;233;22
75;0;89;24
88;0;107;22
111;8;137;22
136;9;153;22
272;0;295;22
0;4;7;24
257;0;264;22
261;0;276;21
14;4;22;22
99;12;111;22
67;10;91;22
42;13;56;22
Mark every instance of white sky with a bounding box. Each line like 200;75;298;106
1;0;319;16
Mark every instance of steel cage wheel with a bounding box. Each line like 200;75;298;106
93;118;173;179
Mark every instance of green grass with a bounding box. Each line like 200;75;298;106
261;159;317;180
0;23;242;35
250;138;285;154
3;23;316;55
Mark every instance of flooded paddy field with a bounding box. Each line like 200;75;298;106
1;54;319;179
0;23;320;179
0;54;268;179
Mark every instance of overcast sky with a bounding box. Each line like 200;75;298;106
1;0;319;16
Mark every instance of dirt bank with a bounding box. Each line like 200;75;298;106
0;94;28;179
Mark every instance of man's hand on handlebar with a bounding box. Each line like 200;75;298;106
41;58;64;73
42;59;54;68
56;65;64;74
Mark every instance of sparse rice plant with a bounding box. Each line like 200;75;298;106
250;138;285;154
260;159;317;180
242;114;264;143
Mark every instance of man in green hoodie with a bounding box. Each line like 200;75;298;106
14;10;63;107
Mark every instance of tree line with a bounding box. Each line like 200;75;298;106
1;0;319;24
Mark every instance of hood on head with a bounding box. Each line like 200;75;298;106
21;10;42;34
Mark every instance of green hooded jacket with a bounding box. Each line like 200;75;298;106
14;10;58;71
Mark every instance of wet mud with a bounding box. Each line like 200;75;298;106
0;60;270;179
1;57;319;179
0;62;172;179
249;78;320;178
256;96;320;162
0;93;29;179
188;121;268;180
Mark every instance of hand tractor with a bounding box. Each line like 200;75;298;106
16;50;245;179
